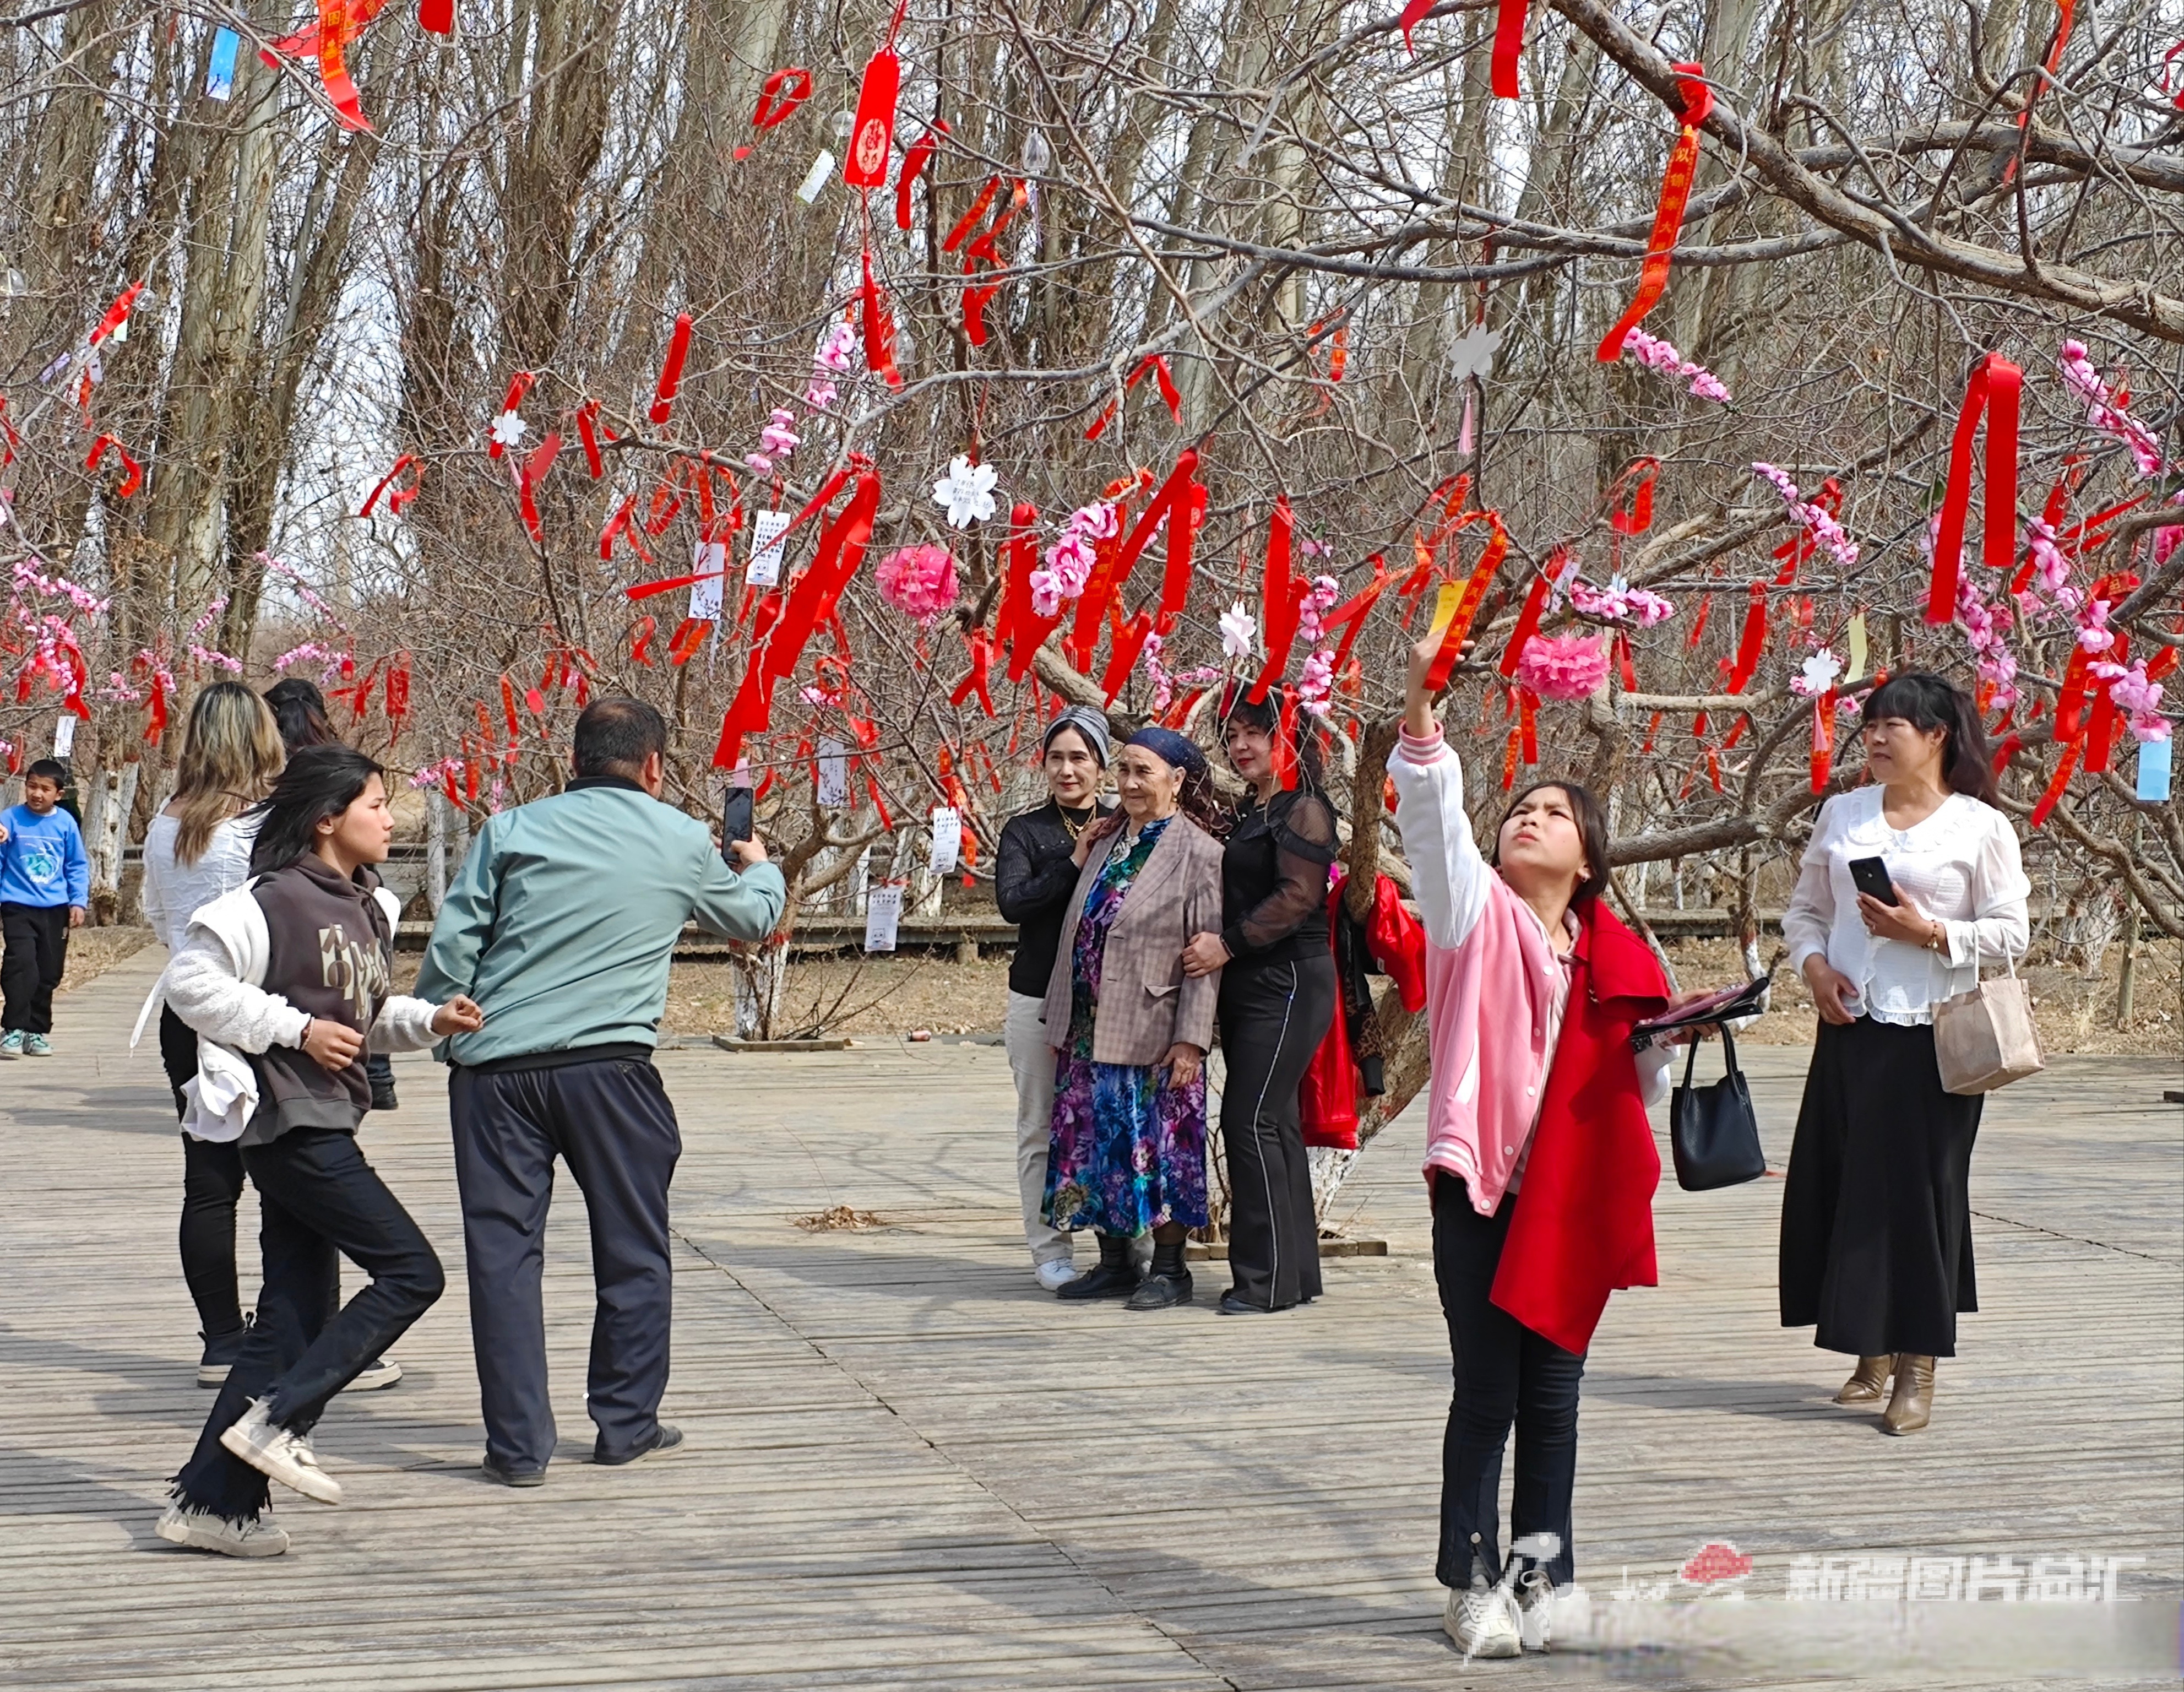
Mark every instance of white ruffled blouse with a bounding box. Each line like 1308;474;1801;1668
1783;787;2031;1026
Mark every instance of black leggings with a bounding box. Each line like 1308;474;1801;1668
1217;955;1335;1310
1433;1173;1584;1590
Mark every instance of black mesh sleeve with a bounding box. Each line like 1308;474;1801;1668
1221;794;1339;956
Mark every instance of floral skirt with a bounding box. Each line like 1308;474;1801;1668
1042;1051;1209;1238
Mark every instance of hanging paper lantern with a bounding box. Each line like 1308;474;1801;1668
1514;633;1611;701
876;544;960;622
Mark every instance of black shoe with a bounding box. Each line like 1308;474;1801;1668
196;1323;249;1387
481;1456;547;1487
370;1084;399;1111
594;1423;684;1466
1126;1268;1193;1310
1056;1233;1141;1300
1218;1291;1271;1315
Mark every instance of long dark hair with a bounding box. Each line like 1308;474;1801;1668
1488;779;1612;913
1219;682;1327;794
247;744;384;876
262;677;339;754
1861;672;1998;805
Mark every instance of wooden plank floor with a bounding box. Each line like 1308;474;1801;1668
2;952;2177;1690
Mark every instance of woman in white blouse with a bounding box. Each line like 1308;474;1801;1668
142;684;287;1388
1780;673;2030;1435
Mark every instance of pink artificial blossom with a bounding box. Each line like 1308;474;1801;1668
1514;633;1611;701
12;556;109;619
1751;463;1857;570
1620;329;1732;404
1569;574;1676;628
189;643;244;674
1955;576;2018;708
1035;500;1118;614
2056;341;2163;478
875;544;960;622
2092;659;2170;742
2077;597;2115;654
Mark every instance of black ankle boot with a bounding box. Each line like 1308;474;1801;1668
1055;1233;1141;1300
1125;1239;1193;1310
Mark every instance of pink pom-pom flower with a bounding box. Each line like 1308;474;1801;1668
1514;633;1611;701
876;544;960;622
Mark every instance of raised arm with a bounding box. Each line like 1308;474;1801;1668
1388;633;1493;952
691;849;787;942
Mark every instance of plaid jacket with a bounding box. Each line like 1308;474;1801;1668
1041;814;1225;1066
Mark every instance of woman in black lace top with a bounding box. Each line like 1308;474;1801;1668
1181;685;1340;1313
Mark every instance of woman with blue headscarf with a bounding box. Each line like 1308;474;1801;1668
1040;727;1228;1310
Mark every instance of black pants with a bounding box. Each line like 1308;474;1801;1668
172;1127;444;1521
1433;1173;1584;1590
1;900;69;1033
163;1007;249;1340
450;1057;682;1471
1780;1016;1982;1358
1218;955;1334;1310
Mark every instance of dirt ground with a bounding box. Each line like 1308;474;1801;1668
59;923;2183;1057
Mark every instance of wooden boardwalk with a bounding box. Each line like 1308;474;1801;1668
2;951;2177;1690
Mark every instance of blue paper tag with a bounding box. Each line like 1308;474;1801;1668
206;28;238;101
2136;736;2172;803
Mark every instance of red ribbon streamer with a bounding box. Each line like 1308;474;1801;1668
1101;611;1155;706
419;0;452;32
89;281;143;346
1927;351;2022;624
753;67;811;128
1497;563;1556;677
2030;737;2080;828
862;251;902;389
360;453;421;517
1425;513;1510;692
487;371;532;458
518;433;561;542
1811;688;1838;793
1084;355;1185;441
1248;496;1301;704
85;433;142;497
1490;0;1526;96
1325;555;1389;675
576;401;605;477
1594;64;1711;362
649;314;693;426
666;617;713;666
950;627;997;716
1725;580;1768;692
896;122;948;230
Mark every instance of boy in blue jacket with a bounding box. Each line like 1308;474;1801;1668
0;758;91;1056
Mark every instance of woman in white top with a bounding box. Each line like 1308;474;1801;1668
142;684;286;1388
1780;673;2030;1435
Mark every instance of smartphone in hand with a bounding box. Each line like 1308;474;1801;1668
1847;855;1899;907
721;787;754;854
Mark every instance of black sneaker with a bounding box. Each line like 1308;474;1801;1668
481;1456;547;1488
370;1084;399;1111
594;1423;684;1466
197;1324;249;1387
1126;1269;1193;1311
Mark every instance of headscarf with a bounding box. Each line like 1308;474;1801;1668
1124;724;1208;777
1042;705;1112;767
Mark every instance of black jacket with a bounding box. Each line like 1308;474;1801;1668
995;799;1113;997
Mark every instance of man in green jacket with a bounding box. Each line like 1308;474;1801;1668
418;697;785;1484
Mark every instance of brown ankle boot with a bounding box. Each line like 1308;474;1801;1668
1834;1355;1892;1406
1882;1354;1935;1434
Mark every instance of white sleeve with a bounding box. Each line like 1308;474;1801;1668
140;851;171;951
1783;800;1838;975
1943;809;2032;967
1636;1039;1675;1108
165;928;308;1054
368;994;442;1054
1387;726;1493;952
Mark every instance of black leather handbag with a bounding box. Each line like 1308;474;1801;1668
1669;1025;1767;1191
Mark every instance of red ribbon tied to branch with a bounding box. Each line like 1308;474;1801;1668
649;314;693;426
89;281;144;347
1248;496;1302;704
1084;355;1185;441
897;122;948;230
360;454;422;517
1595;64;1712;362
85;433;142;497
1926;351;2022;625
262;0;390;132
753;67;812;128
1490;0;1527;96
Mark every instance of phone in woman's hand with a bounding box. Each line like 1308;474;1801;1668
721;788;754;852
1847;855;1900;907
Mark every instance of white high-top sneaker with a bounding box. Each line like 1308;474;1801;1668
218;1398;343;1504
1444;1581;1523;1660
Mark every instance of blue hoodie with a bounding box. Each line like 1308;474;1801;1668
0;804;90;909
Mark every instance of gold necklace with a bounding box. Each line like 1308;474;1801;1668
1056;804;1091;843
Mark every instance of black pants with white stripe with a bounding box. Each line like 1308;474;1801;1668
1217;955;1335;1310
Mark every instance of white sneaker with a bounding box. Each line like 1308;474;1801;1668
1517;1572;1594;1652
349;1356;402;1392
154;1502;290;1558
219;1398;343;1504
1444;1583;1523;1660
1035;1260;1080;1292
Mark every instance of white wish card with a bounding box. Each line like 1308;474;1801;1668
747;508;790;588
53;714;75;759
816;738;849;807
930;806;961;875
690;540;726;622
863;883;902;953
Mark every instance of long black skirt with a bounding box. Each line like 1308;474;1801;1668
1779;1016;1982;1358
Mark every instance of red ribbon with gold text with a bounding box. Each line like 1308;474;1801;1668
1595;64;1712;362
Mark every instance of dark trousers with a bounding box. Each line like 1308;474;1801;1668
172;1128;444;1520
1218;956;1334;1310
164;1006;249;1340
450;1057;682;1471
1;900;69;1033
1433;1173;1584;1590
